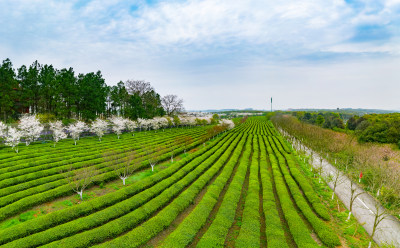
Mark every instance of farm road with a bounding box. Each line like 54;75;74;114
301;145;400;247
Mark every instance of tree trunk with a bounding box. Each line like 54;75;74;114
122;177;126;185
78;190;83;200
346;212;352;221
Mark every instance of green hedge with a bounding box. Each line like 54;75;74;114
259;137;289;248
264;136;319;248
91;134;246;248
195;136;251;248
268;137;340;247
0;131;235;246
10;133;242;248
271;136;331;221
235;135;260;247
160;134;251;248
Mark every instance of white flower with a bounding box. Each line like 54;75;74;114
0;121;7;138
90;118;108;141
68;121;87;145
219;119;235;130
109;116;126;139
125;120;137;135
5;127;22;153
49;121;67;146
19;114;44;146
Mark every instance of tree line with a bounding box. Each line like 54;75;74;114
0;58;183;122
286;110;400;147
287;111;346;129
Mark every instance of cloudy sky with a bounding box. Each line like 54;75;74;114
1;0;399;110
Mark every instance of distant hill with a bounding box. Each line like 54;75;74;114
287;108;399;115
188;108;266;113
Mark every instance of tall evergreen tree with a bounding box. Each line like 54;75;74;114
0;59;18;121
76;71;108;120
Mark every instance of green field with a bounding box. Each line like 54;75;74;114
0;118;373;247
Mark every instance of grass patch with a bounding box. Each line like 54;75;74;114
19;211;36;222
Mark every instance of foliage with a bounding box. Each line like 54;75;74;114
2;58;183;122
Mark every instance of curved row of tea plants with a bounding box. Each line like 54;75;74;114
0;123;251;246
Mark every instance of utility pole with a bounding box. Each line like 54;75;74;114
271;97;273;112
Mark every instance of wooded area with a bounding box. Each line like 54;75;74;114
0;58;174;122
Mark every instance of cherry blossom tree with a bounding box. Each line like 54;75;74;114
109;116;126;139
49;121;67;147
19;114;44;146
219;119;235;130
125;120;137;136
5;127;23;153
137;118;144;132
68;121;87;145
90;118;108;141
0;121;6;139
149;118;160;132
139;118;151;133
154;117;168;131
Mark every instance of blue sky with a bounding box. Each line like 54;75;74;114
0;0;399;110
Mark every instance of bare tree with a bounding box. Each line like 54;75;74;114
327;169;346;200
125;80;153;96
143;145;162;172
362;170;400;248
103;150;139;185
170;137;182;163
63;165;98;200
346;174;366;221
178;135;193;154
161;94;184;116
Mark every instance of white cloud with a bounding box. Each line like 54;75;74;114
0;0;399;110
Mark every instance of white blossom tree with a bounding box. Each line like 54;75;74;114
154;117;168;131
219;119;235;130
139;118;151;133
5;127;23;153
49;121;67;147
90;118;108;141
68;121;87;145
19;114;44;146
149;118;160;132
179;117;190;128
125;120;137;136
109;116;126;139
0;121;7;139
